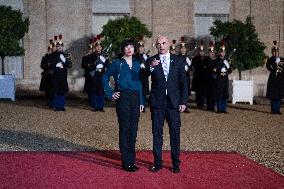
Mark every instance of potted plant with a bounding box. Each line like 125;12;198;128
210;17;266;104
0;5;29;101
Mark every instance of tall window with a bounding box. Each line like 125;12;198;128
92;0;130;35
0;0;24;78
194;0;230;37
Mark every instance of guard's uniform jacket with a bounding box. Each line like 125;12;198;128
50;50;72;94
39;53;53;93
81;53;92;94
191;55;210;95
136;53;150;96
266;56;284;99
87;52;109;95
179;54;192;96
208;57;218;99
215;56;231;101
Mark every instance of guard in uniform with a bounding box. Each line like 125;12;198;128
170;40;177;55
266;40;284;114
135;36;149;112
87;35;109;112
207;41;218;111
215;41;231;113
39;39;55;108
81;39;94;104
178;36;191;113
50;34;72;111
191;41;210;109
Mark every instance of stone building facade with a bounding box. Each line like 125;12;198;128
0;0;283;96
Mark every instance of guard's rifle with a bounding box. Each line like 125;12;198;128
226;48;236;63
189;46;198;60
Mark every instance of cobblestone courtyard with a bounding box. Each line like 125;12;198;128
0;94;283;176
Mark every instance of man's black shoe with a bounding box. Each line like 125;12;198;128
171;166;180;173
130;164;140;171
150;166;162;172
122;165;138;172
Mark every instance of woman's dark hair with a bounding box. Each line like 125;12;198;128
121;38;136;54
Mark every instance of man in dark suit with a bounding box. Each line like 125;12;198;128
143;35;188;173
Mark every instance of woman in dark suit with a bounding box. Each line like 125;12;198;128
102;39;144;172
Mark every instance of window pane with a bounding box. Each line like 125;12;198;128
195;15;229;37
194;0;230;14
195;16;214;37
92;0;130;34
93;0;129;13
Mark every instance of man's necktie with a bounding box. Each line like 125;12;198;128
161;56;168;80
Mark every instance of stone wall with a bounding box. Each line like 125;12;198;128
230;0;284;56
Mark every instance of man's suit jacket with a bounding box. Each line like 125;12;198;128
144;53;188;109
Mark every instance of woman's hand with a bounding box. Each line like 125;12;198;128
112;92;120;101
140;105;144;112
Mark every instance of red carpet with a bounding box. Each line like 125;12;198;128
0;151;283;189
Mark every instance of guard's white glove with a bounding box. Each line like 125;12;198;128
143;54;148;61
140;63;145;69
276;57;280;64
56;62;64;69
96;63;104;69
140;105;144;112
185;65;189;71
223;60;230;69
186;57;191;67
60;54;66;63
99;55;106;63
221;67;226;73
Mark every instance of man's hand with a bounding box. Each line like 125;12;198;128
151;58;160;67
140;105;144;112
179;105;186;112
112;92;120;101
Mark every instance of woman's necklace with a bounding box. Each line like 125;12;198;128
123;56;132;69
